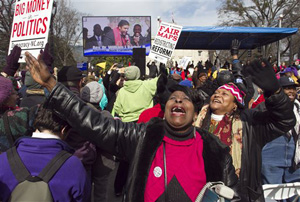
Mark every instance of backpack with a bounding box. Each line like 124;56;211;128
6;146;72;201
1;106;37;152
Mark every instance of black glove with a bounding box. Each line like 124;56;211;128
40;43;54;73
246;59;280;97
230;39;240;56
3;46;21;76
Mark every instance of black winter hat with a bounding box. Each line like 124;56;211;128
57;66;83;82
216;70;234;86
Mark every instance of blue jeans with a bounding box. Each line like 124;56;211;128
262;135;300;202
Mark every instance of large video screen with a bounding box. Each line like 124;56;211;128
82;16;151;56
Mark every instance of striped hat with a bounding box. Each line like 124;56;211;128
218;83;245;106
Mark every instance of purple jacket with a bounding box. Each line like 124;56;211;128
0;137;90;202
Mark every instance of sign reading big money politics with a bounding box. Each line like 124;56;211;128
149;22;182;64
8;0;53;62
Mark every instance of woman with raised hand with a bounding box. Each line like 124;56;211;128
195;58;295;201
25;51;239;202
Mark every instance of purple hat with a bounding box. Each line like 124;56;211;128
280;67;292;74
0;77;13;105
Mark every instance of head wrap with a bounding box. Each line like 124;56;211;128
218;83;245;106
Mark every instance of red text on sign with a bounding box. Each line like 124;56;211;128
158;26;180;41
12;17;48;38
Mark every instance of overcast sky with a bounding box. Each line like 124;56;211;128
70;0;221;34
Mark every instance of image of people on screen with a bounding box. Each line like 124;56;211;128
102;20;132;47
85;24;103;49
83;28;88;48
130;24;146;46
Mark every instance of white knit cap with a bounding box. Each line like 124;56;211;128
80;81;103;104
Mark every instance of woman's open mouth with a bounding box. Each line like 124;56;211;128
171;106;186;116
213;99;221;103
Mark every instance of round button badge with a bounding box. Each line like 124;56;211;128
153;166;162;178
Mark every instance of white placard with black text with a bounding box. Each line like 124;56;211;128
149;21;182;64
8;0;53;62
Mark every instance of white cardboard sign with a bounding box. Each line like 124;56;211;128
149;21;182;64
8;0;53;62
178;56;192;70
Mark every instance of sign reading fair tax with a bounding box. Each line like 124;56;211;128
8;0;53;62
149;21;182;64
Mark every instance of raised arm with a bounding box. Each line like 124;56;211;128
25;52;144;161
244;59;295;145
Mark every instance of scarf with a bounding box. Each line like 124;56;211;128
195;104;243;176
113;27;131;46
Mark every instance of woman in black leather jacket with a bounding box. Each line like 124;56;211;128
195;58;295;201
25;52;239;202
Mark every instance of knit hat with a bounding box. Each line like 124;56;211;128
179;79;193;88
124;66;140;80
218;82;245;106
0;76;13;105
80;81;103;104
216;70;234;86
24;71;42;89
57;66;83;82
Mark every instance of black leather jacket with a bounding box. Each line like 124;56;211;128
45;83;240;201
237;90;295;202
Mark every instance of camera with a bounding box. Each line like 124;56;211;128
116;63;123;68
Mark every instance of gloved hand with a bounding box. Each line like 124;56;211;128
40;43;54;73
230;39;241;56
3;46;21;76
246;59;280;97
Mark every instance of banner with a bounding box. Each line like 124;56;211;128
178;56;192;70
149;21;182;64
8;0;54;62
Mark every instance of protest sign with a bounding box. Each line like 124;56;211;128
8;0;53;62
149;21;182;64
178;56;192;70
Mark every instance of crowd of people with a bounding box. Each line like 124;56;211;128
84;19;151;50
0;39;299;202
